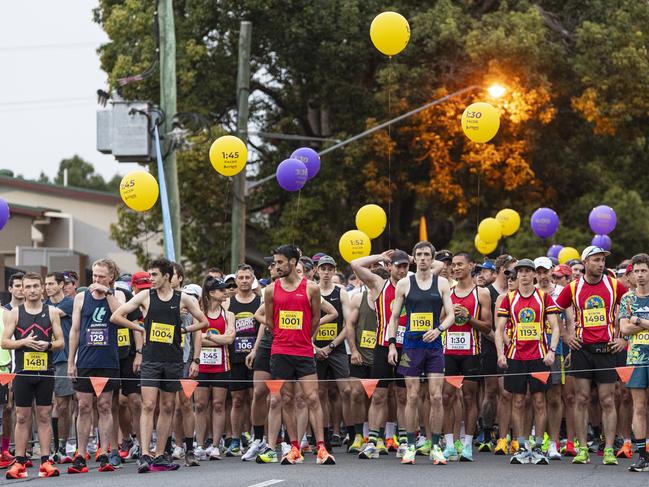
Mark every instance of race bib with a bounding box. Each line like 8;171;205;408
315;323;337;341
24;352;48;371
517;322;541;341
234;336;255;353
118;328;130;347
85;326;108;347
200;347;223;365
360;330;376;349
150;322;174;344
446;331;471;350
410;312;433;332
634;331;649;345
235;312;256;333
279;310;303;330
583;308;607;327
181;332;186;348
396;325;406;344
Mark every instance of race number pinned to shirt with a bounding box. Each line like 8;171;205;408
634;331;649;345
446;331;470;351
117;328;130;347
360;330;376;349
150;322;175;344
200;347;223;365
396;325;406;344
517;322;541;341
86;326;108;347
24;352;48;371
279;310;303;330
410;312;433;332
316;323;337;341
234;336;256;353
583;308;606;327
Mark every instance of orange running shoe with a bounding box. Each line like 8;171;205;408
385;437;398;452
5;462;27;479
39;461;60;478
24;459;33;468
0;450;15;469
316;446;336;465
281;446;303;465
615;441;633;459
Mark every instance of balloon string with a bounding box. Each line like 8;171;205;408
387;56;392;248
222;177;232;269
291;189;301;246
476;166;481;233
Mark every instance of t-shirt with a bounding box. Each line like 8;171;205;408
618;291;649;366
46;296;74;364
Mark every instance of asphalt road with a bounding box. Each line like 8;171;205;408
1;449;647;486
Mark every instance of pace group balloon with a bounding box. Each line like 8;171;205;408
119;171;159;212
276;158;308;192
478;217;502;243
339;230;371;263
592;234;612;251
547;244;564;259
209;135;248;176
558;246;580;264
355;204;387;239
0;198;9;230
370;11;410;56
475;234;497;255
461;102;500;143
530;207;559;239
496;208;521;237
588;205;617;235
290;147;320;180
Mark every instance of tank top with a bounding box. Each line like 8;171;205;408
0;311;12;368
143;289;183;363
482;284;502;354
356;289;377;365
271;278;314;357
445;286;481;356
77;291;119;369
116;288;141;360
315;286;345;353
199;309;230;373
14;304;54;374
375;280;407;348
228;294;261;364
403;274;442;350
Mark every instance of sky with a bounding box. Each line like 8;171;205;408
0;0;141;182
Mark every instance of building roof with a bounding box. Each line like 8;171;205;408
7;203;54;218
0;175;121;205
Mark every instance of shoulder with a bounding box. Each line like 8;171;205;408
477;286;491;298
306;280;320;293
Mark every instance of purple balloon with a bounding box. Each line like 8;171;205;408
290;147;320;180
530;207;559;239
589;205;617;235
0;198;9;230
276;158;308;192
591;234;612;251
547;244;563;259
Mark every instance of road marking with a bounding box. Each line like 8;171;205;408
247;480;285;487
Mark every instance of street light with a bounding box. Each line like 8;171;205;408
487;84;506;98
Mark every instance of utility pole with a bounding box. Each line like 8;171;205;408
230;21;252;272
159;0;181;258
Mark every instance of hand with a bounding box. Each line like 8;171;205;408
423;328;441;343
21;332;40;350
33;340;50;351
68;363;77;381
564;332;582;350
315;347;329;360
245;350;256;369
543;350;555;367
88;283;109;294
133;354;142;374
381;250;394;263
609;338;627;353
497;355;508;369
388;345;398;366
189;361;199;379
564;351;571;368
350;349;363;366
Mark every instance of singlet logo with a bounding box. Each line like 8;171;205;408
585;296;604;309
454;305;470;325
518;307;536;323
92;307;107;323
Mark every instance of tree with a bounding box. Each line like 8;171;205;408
52;155;120;192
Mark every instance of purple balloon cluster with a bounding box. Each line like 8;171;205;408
588;205;616;251
530;207;559;239
276;147;321;192
0;198;9;230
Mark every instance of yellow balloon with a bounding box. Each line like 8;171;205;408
209;135;248;176
478;217;502;243
355;204;387;239
370;11;410;56
496;208;521;237
339;230;371;263
119;171;159;212
461;102;501;143
558;246;580;264
475;235;498;255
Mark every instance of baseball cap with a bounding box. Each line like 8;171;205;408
182;283;202;298
552;264;572;277
514;259;535;270
205;276;229;291
626;263;633;274
533;257;553;270
223;274;238;289
317;255;337;267
477;261;496;271
264;256;274;265
299;256;315;272
63;271;79;284
131;271;152;289
312;252;326;263
390;250;410;266
435;250;453;262
114;281;131;293
581;245;610;261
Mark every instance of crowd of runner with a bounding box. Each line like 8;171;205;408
1;241;648;478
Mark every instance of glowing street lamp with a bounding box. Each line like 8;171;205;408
487;84;507;98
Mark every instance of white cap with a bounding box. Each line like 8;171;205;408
581;245;611;261
252;276;259;290
533;257;553;270
224;273;236;282
114;281;131;292
182;283;202;298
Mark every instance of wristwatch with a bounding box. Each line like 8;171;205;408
192;357;200;364
328;343;336;350
135;349;142;354
106;288;114;295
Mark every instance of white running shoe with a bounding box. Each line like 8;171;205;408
547;442;562;461
281;442;292;458
242;439;267;462
209;447;221;460
194;446;207;461
396;443;408;459
172;445;184;459
65;442;77;457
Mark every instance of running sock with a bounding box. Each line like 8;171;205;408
483;425;492;442
51;418;58;453
398;428;407;444
165;436;173;453
40;455;49;465
379;427;385;441
363;422;369;437
16;456;26;465
445;434;454;447
355;423;364;436
224;437;232;448
635;439;647;459
184;437;193;452
253;425;264;441
406;432;416;447
517;436;527;449
2;436;9;452
323;427;331;443
346;425;355;440
463;435;473;450
431;433;440;446
385;422;396;439
368;429;379;446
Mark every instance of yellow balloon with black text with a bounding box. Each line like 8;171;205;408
475;235;497;255
478;217;502;243
461;102;500;143
496;208;521;237
339;230;371;263
370;11;410;56
209;135;248;176
355;204;387;239
119;171;159;212
558;246;580;264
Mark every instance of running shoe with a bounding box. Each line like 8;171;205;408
510;447;531;464
316;446;336;465
256;447;278;464
97;454;115;472
430;444;447;465
376;438;389;455
65;442;76;458
127;441;141;461
541;432;550;453
209;447;222;460
242;432;252;448
185;450;199;467
24;458;33;468
0;450;16;469
137;454;152;474
204;444;215;458
87;438;98;455
109;451;122;469
67;455;89;474
39;460;60;478
547;442;562;460
242;439;266;462
401;445;416;465
597;441;605;457
629;456;649;472
442;444;458;462
150;455;180;471
602;447;618;465
385;437;398;452
509;440;520;455
454;439;463;455
415;435;427;449
348;434;364;453
572;447;590;464
5;462;27;479
396;442;408;459
194;446;207;461
562;441;577;457
225;444;242;457
415;439;431;456
330;434;342;447
172;445;184;460
616;441;633;459
358;442;378;460
281;446;303;465
120;439;134;459
459;444;473;462
281;442;292;458
530;447;549;465
478;441;493;453
494;438;508;455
